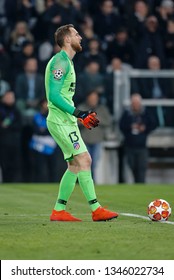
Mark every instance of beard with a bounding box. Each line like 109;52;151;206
71;41;82;52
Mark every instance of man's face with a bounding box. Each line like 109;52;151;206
131;95;142;112
148;57;160;70
2;92;15;106
25;58;38;74
69;27;82;52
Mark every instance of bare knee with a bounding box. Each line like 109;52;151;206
68;152;92;173
77;152;92;170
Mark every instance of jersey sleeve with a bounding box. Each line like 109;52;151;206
49;56;75;115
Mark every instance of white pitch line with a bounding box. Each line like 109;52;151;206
1;212;174;224
121;212;174;225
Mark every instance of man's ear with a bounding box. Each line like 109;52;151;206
65;35;71;44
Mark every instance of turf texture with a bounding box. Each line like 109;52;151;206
0;183;174;260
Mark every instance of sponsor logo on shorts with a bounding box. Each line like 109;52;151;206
73;142;80;150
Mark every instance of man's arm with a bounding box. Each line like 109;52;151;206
49;80;76;115
48;57;99;128
48;57;76;114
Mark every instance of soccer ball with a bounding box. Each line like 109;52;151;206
147;199;171;221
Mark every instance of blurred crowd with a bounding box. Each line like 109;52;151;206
1;0;174;183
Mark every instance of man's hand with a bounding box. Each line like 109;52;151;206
73;109;99;129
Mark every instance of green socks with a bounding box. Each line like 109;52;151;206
54;170;77;211
78;170;100;211
54;170;100;212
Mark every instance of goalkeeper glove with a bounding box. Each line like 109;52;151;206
73;109;99;129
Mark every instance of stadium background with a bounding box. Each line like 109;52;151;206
0;0;174;261
1;0;174;184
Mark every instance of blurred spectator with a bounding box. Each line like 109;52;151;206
164;17;174;68
0;43;11;84
39;0;62;43
128;0;149;43
15;57;45;124
0;90;22;182
0;79;11;97
134;55;174;127
12;40;36;77
15;57;45;182
40;0;84;44
35;0;46;14
135;15;166;68
0;0;18;45
104;57;133;114
29;98;59;182
116;0;155;17
148;56;173;96
106;27;136;66
93;0;123;46
57;0;84;26
17;0;38;30
70;0;89;14
78;15;96;52
1;0;174;184
75;37;107;73
137;56;172;98
155;0;174;39
116;0;144;18
75;61;105;105
8;21;34;57
77;90;112;181
37;40;53;73
119;93;156;183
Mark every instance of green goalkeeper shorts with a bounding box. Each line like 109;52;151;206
47;120;87;161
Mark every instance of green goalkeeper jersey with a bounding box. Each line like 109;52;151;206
45;50;77;125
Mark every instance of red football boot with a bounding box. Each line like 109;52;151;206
50;210;82;222
92;206;119;221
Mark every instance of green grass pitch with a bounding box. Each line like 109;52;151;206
0;183;174;260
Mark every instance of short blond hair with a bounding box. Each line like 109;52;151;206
54;24;74;47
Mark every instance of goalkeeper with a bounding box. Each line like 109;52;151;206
45;24;118;221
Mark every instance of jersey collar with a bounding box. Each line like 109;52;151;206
61;50;72;61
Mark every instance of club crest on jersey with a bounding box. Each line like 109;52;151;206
73;142;80;150
53;69;63;80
